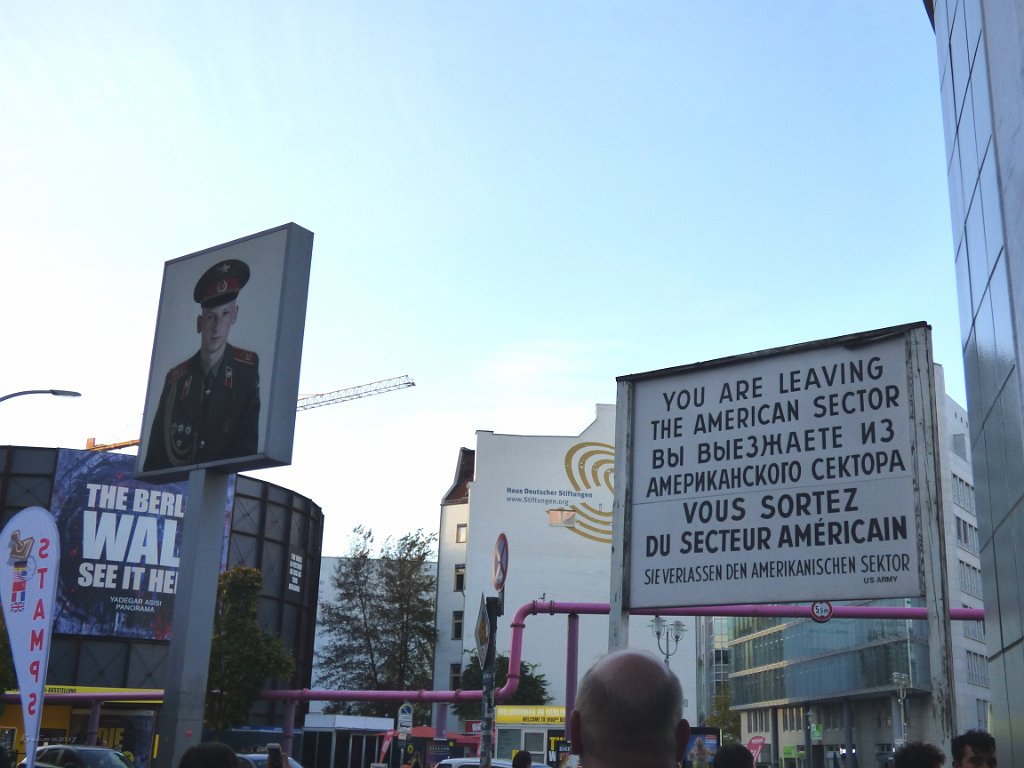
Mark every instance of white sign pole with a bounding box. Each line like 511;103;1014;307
609;379;634;651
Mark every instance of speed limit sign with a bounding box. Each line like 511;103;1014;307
810;601;833;623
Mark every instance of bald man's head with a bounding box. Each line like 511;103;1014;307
570;650;689;768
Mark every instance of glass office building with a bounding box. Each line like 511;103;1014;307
924;0;1024;758
727;386;988;767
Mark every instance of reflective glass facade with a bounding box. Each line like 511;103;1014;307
928;0;1024;756
730;603;929;706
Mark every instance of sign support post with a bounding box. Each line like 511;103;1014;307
155;469;230;768
479;596;499;768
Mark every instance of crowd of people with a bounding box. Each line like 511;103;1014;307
175;649;997;768
567;649;995;768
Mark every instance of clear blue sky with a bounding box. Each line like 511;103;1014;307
0;3;959;554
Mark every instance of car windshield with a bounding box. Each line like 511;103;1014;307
78;752;134;768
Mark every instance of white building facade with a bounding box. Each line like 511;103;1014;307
432;405;698;756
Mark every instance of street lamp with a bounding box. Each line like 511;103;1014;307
892;671;910;745
651;616;686;665
0;389;81;404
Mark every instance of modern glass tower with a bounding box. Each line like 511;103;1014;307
727;382;988;767
924;0;1024;759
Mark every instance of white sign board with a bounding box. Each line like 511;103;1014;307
398;703;413;734
619;326;932;608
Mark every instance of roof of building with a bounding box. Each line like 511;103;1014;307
441;447;475;505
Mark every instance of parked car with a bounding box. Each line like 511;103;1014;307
235;754;304;768
433;760;515;768
18;746;136;768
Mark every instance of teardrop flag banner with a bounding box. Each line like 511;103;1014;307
0;507;60;768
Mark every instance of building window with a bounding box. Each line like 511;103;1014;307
952;473;976;514
976;699;989;730
452;610;464;640
953;432;968;459
454;564;466;592
823;703;844;730
966;651;990;686
963;609;985;641
450;663;462;690
959;561;984;597
455;523;468;543
955;515;979;553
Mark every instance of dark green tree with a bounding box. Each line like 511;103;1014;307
205;566;294;733
0;613;14;707
317;527;437;720
451;653;552;721
705;682;741;744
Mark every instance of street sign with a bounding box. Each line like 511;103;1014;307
398;702;413;734
810;601;834;623
476;593;490;668
493;533;509;591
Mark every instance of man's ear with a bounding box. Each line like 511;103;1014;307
675;719;691;762
569;710;584;756
196;315;203;334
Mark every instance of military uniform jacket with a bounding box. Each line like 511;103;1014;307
144;344;260;470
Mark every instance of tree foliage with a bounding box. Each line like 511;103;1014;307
0;613;15;704
317;527;437;720
205;566;294;733
451;653;552;722
705;682;741;744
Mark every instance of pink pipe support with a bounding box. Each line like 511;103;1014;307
1;600;980;755
260;599;984;706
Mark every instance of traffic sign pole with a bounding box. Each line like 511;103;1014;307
479;597;499;768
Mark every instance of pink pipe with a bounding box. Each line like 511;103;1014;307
261;688;483;703
496;600;983;699
3;600;980;737
262;600;984;705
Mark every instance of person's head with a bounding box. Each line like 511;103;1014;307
570;649;690;768
178;742;239;768
198;299;239;363
952;731;996;768
193;259;250;364
894;741;945;768
512;750;532;768
713;744;754;768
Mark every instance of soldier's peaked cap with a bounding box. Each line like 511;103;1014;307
194;259;251;308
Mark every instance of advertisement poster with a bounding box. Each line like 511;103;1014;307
684;729;719;768
69;710;156;768
50;449;232;639
137;223;313;480
0;506;60;768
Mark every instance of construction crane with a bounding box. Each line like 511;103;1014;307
85;374;415;452
295;375;414;411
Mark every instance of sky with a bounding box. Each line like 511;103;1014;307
0;3;960;556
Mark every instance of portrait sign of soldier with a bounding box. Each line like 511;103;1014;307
137;223;313;480
144;259;260;471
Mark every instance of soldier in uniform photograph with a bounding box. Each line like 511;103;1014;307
144;259;260;470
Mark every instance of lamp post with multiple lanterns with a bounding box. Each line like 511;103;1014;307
651;616;686;666
892;671;910;745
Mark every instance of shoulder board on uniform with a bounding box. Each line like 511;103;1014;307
232;347;258;365
166;360;192;382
